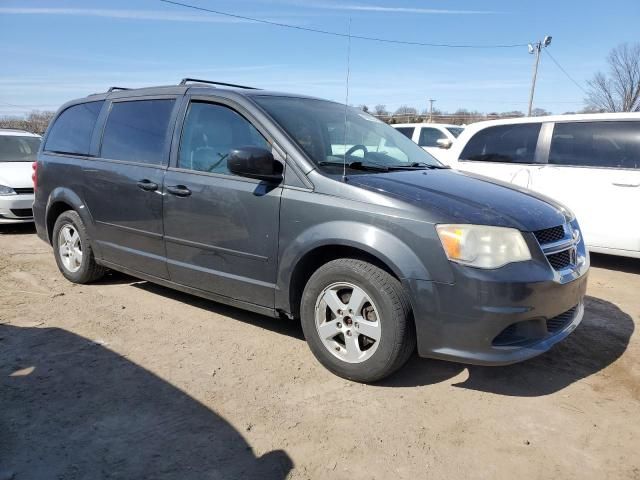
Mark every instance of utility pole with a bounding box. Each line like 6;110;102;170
428;99;435;123
527;35;552;116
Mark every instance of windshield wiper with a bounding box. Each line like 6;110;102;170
317;160;389;172
317;160;448;172
408;162;451;169
348;161;389;172
384;163;449;171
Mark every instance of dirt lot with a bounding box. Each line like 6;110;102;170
1;223;639;480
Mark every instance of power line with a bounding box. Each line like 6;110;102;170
0;100;24;107
158;0;528;49
544;49;588;94
0;100;59;108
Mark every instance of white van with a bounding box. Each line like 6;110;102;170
392;123;464;162
447;113;640;258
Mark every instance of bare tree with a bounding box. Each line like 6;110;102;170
394;105;418;116
373;104;389;116
586;42;640;112
358;104;370;112
0;110;56;134
531;108;551;117
580;105;606;114
500;110;525;118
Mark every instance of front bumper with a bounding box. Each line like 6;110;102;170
405;225;589;366
0;194;34;224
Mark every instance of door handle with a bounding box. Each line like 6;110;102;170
612;182;640;187
166;185;192;197
136;179;158;191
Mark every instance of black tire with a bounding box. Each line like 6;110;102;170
52;210;106;284
300;258;415;383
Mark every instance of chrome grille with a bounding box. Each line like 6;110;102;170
533;224;577;271
547;249;572;270
533;225;565;245
13;187;34;195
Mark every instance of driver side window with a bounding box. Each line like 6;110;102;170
179;102;269;174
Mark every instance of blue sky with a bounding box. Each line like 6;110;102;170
1;0;639;117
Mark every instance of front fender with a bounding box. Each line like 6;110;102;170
275;221;439;314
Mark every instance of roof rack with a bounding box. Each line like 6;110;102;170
107;86;130;92
179;78;259;90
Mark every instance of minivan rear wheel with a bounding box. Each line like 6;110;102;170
52;210;105;284
300;258;415;383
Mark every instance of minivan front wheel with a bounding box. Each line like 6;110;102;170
52;210;105;283
301;258;415;383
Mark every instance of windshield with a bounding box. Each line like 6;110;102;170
254;96;443;173
0;135;41;162
446;127;464;138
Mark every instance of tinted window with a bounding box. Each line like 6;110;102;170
179;102;269;174
549;121;640;169
460;123;541;163
0;136;41;162
45;101;104;155
418;127;446;147
395;127;415;139
101;99;175;165
446;127;464;138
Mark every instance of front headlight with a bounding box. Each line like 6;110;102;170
436;224;531;269
0;184;16;196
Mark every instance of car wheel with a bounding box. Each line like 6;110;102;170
300;258;415;383
52;210;106;283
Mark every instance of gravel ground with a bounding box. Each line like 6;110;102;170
1;223;639;480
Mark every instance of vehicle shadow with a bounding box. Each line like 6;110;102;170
381;295;634;396
590;252;640;275
0;324;293;479
132;281;305;341
0;223;36;235
94;278;632;397
92;269;142;286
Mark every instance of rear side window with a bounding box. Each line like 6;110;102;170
101;99;175;165
460;123;541;163
418;127;446;147
395;127;415;139
549;121;640;169
45;101;104;155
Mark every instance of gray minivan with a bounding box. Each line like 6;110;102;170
33;79;589;382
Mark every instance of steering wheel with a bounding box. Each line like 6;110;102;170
205;152;229;172
345;144;368;157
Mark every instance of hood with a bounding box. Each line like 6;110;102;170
0;162;34;189
347;169;568;231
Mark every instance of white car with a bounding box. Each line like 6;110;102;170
0;129;41;224
447;113;640;259
392;123;464;161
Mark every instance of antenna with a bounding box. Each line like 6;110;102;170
342;17;352;182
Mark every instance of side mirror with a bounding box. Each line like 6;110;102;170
436;138;453;149
227;146;283;182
